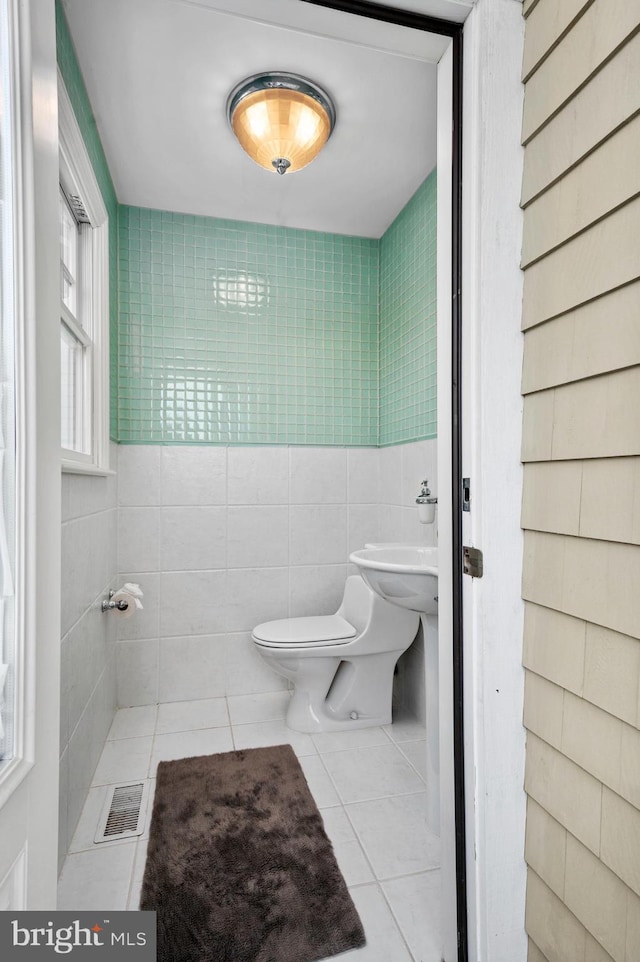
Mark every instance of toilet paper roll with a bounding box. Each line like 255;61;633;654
109;590;138;619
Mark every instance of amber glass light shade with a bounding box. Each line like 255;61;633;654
227;73;335;175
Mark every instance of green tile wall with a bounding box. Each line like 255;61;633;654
379;171;437;445
55;1;119;437
117;209;379;445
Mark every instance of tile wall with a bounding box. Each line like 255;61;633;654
115;441;436;719
117;209;379;445
59;447;119;871
116;171;436;449
379;171;437;445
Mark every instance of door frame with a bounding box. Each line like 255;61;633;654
459;3;527;959
303;2;467;957
301;10;529;959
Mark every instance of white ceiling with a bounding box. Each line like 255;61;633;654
62;0;459;237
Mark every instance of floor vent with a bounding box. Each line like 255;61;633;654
94;782;149;844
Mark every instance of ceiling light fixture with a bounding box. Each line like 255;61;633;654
227;72;336;176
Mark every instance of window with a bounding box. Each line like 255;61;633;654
60;187;89;453
58;74;109;474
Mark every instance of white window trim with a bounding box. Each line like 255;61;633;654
0;0;33;808
58;71;110;476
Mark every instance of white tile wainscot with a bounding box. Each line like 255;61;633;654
59;443;119;873
116;442;436;716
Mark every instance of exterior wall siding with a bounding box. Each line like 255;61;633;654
520;2;640;960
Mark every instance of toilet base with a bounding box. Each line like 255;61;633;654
256;647;403;734
286;685;393;734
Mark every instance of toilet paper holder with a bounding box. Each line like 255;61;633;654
101;583;144;616
101;590;128;613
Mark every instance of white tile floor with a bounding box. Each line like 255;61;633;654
58;694;442;962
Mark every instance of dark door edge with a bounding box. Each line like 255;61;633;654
297;4;467;959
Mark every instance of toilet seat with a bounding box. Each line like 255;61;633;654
252;614;357;648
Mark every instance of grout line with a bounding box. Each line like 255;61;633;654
62;576;120;641
125;842;143;912
227;701;237;750
380;865;441;883
395;742;428;784
340;786;429;806
376;879;420;962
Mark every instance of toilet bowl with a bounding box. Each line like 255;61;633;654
252;575;420;733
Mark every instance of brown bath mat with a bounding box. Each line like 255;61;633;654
140;744;366;962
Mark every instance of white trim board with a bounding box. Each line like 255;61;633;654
461;0;527;959
0;0;35;812
57;71;110;476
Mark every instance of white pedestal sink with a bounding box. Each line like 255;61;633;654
349;545;438;613
350;543;440;833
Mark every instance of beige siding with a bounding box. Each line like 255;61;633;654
523;603;586;695
564;836;630;961
527;867;621;962
524;672;564;748
521;283;640;393
522;457;640;545
528;938;549;962
584;622;640;727
525;798;568;899
522;197;640;327
521;118;640;267
523;532;640;639
580;458;640;545
521;3;640;960
521;0;640;142
522;0;542;17
521;30;640;204
521;461;582;535
522;0;541;15
526;870;588;961
522;0;594;80
522;369;640;461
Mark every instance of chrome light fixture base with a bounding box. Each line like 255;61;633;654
226;72;336;132
226;71;336;175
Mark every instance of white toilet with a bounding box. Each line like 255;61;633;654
252;575;419;733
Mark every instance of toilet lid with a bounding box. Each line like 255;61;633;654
252;614;357;646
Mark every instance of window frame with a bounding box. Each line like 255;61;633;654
0;0;31;807
58;72;110;476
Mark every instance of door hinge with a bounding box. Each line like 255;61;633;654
463;545;483;578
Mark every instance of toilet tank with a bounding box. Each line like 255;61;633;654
338;575;376;634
